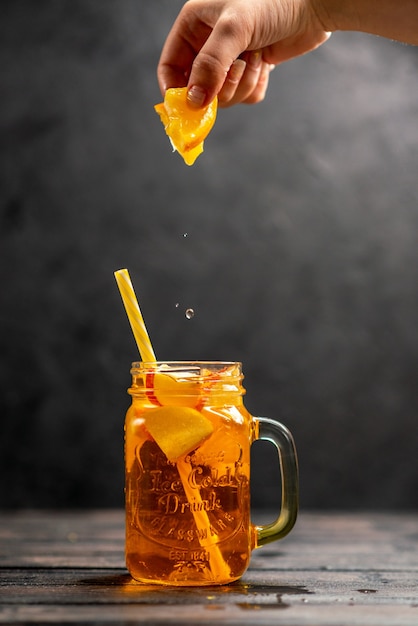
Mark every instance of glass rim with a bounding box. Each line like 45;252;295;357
131;360;241;367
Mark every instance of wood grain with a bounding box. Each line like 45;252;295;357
0;511;417;625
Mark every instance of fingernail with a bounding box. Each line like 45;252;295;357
229;58;246;83
187;85;207;107
248;50;262;69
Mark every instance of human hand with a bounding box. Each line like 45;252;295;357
157;0;331;108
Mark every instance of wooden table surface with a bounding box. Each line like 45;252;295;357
0;510;417;625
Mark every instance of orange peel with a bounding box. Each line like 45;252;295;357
154;87;218;165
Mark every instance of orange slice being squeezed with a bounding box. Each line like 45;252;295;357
154;87;218;166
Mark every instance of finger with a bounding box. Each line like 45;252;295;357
217;58;247;105
242;60;272;104
219;50;263;107
186;16;253;106
157;3;216;94
220;60;273;108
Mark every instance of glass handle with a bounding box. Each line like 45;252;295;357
252;416;299;547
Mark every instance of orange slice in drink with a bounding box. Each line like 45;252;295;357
146;371;203;408
144;406;213;462
154;87;218;165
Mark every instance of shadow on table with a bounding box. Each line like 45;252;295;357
76;572;312;609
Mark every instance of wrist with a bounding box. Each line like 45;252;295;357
311;0;418;45
309;0;358;33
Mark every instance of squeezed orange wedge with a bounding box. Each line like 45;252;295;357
145;406;213;462
154;87;218;165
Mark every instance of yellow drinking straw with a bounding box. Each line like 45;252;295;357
114;268;230;582
114;269;156;362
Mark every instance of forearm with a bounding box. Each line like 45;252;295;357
316;0;418;44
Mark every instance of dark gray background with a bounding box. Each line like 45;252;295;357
1;0;417;510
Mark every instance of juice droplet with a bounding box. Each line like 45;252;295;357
175;303;179;308
185;308;194;319
183;232;188;238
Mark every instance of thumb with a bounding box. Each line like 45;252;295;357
187;26;248;107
